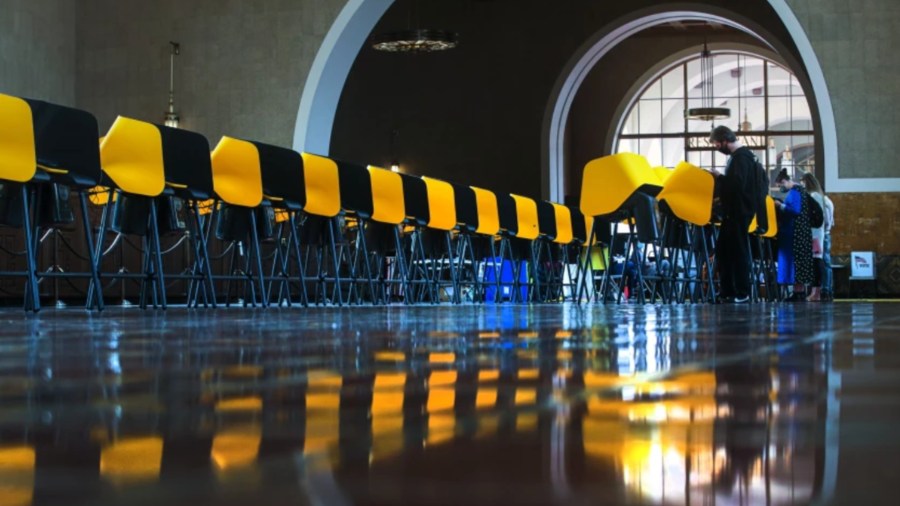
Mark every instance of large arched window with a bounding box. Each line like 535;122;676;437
615;51;813;182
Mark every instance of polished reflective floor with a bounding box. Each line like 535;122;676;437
0;302;898;505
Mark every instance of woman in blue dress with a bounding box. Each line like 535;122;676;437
774;169;813;300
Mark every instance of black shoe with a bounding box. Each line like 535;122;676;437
733;295;750;304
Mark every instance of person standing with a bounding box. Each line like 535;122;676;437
774;169;814;299
709;125;765;303
802;172;825;301
822;193;835;300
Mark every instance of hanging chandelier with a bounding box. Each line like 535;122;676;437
164;41;180;128
684;42;730;121
372;29;458;53
371;0;457;53
738;55;752;131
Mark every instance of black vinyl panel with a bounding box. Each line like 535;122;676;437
496;193;518;235
569;206;587;244
399;173;429;225
336;160;373;217
631;192;659;243
25;99;101;188
537;201;557;240
154;125;214;200
451;182;478;232
252;141;305;209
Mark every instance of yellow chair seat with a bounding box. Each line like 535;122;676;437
210;136;263;208
422;176;457;231
300;153;341;218
0;93;38;183
100;116;166;197
653;166;674;185
368;165;406;225
580;153;660;217
656;161;715;226
749;195;779;238
471;186;500;236
549;203;573;244
511;194;539;240
584;215;595;246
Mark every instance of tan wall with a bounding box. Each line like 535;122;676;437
829;193;900;255
0;0;76;104
75;0;345;147
785;0;900;180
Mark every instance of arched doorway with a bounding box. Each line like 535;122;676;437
294;1;840;198
612;48;815;186
541;4;838;201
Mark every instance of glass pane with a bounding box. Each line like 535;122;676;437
744;57;766;95
790;96;812;125
640;139;661;166
715;54;740;100
617;138;636;154
767;63;791;96
686;120;717;134
639;99;661;134
686;150;704;168
769;135;799;180
642;78;662;100
739;97;766;131
661;66;684;99
791;134;815;174
661;99;685;133
686;58;702;100
622;103;640;134
691;149;713;171
768;97;791;130
615;53;815;191
661;137;685;168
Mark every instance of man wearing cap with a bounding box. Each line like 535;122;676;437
709;125;765;303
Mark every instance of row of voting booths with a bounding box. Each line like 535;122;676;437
0;93;779;311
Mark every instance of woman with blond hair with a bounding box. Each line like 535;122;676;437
802;172;826;301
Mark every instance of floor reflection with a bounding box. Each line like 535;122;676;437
0;303;890;505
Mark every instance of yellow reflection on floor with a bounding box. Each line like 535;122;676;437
100;437;163;485
427;414;455;446
515;388;536;406
371;372;406;462
427;370;458;447
305;372;341;457
582;371;716;504
211;425;262;472
516;412;538;432
216;396;263;412
476;370;498;408
429;352;455;364
0;446;34;506
518;368;539;380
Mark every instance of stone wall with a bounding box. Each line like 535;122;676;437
785;0;900;180
0;0;76;104
75;0;345;147
829;193;900;297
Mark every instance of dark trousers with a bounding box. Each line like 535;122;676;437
717;213;753;298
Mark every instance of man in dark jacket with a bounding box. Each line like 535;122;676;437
710;125;765;303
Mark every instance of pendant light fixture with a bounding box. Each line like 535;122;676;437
684;42;730;121
164;41;180;128
371;0;458;53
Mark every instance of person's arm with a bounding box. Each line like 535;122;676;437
779;189;802;216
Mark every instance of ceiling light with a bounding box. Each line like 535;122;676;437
685;42;730;121
372;29;458;53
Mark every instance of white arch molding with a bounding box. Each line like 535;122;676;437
294;1;866;200
292;0;394;156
